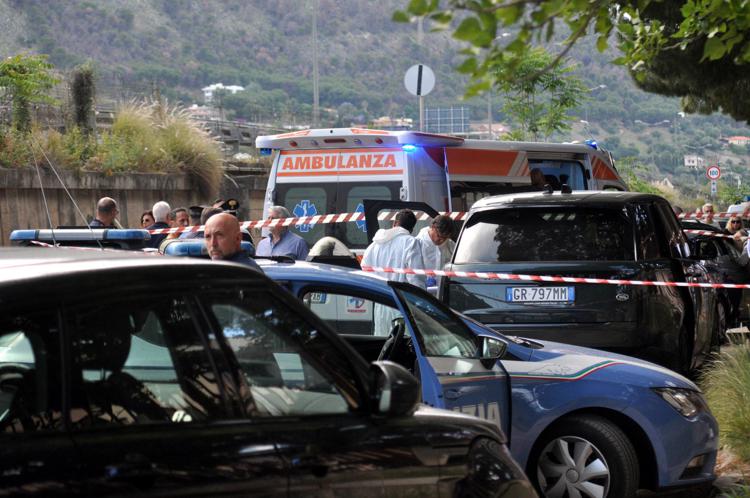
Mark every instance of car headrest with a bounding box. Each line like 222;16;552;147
74;311;133;372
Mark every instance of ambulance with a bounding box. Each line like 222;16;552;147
256;128;627;251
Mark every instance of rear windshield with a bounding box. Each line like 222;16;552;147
454;207;634;263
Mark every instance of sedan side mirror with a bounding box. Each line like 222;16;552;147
370;361;420;417
478;336;507;369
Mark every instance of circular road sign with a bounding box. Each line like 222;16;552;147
706;165;721;180
404;64;435;97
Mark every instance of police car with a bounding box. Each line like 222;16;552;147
258;260;718;498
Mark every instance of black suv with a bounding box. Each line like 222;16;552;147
441;191;720;373
0;248;535;497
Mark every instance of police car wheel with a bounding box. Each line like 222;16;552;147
531;415;638;498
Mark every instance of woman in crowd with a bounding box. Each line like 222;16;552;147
140;210;155;229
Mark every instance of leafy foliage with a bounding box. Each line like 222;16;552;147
702;342;750;462
0;54;58;132
395;0;750;121
492;47;586;140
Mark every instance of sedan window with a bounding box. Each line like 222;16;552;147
0;313;63;434
204;291;357;417
67;297;222;428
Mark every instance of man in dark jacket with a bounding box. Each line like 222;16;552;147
145;201;171;248
204;213;261;271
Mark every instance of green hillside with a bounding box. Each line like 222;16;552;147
1;0;748;200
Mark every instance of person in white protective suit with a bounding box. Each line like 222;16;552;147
362;209;425;336
416;215;456;287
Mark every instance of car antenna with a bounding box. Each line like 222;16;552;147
30;139;105;250
28;140;56;247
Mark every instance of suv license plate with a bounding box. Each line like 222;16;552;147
506;287;575;303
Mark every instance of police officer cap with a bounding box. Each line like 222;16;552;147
219;198;240;215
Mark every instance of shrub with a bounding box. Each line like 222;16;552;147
85;101;222;195
702;343;750;462
0;128;33;167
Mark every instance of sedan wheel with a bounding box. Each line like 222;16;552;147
533;415;638;498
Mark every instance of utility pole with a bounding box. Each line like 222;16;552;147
312;0;319;128
487;92;492;140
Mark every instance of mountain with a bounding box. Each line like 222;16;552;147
1;0;748;199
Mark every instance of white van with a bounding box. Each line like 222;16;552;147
256;128;627;251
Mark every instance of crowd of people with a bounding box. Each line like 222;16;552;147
90;196;457;285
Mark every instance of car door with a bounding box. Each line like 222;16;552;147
389;282;511;437
64;291;288;496
0;309;81;495
653;200;716;369
202;284;443;497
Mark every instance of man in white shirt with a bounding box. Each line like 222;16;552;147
416;215;456;287
362;209;425;335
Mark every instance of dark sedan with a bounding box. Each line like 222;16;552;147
681;219;750;334
0;248;535;497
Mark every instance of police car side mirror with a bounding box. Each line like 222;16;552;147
478;336;507;369
370;361;420;417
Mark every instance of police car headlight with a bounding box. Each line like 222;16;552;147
653;387;708;418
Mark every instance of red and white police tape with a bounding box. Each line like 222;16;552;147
682;229;745;240
148;211;745;241
678;211;750;221
360;265;750;289
147;210;469;236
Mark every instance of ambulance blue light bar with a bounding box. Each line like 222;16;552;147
10;229;151;242
402;144;417;152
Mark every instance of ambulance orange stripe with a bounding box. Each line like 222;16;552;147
277;169;404;177
445;148;520;176
280;148;402;155
350;128;391;135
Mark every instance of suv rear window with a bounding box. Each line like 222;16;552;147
454;207;634;263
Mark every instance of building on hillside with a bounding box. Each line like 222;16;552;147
684;154;705;171
727;136;750;146
202;83;245;104
653;177;675;191
468;122;509;140
370;116;413;131
186;104;221;121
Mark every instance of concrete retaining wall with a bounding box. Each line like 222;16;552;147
0;168;269;245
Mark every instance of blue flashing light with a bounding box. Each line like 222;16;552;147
163;240;255;257
584;139;598;150
259;148;273;156
163;240;208;257
10;229;150;242
103;229;151;240
10;230;39;241
402;144;417;152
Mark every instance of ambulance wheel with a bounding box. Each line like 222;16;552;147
530;414;639;498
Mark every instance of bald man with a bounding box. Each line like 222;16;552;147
90;197;119;228
204;213;261;271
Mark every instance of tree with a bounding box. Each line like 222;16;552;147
0;54;59;132
394;1;750;122
70;63;95;136
493;47;586;141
